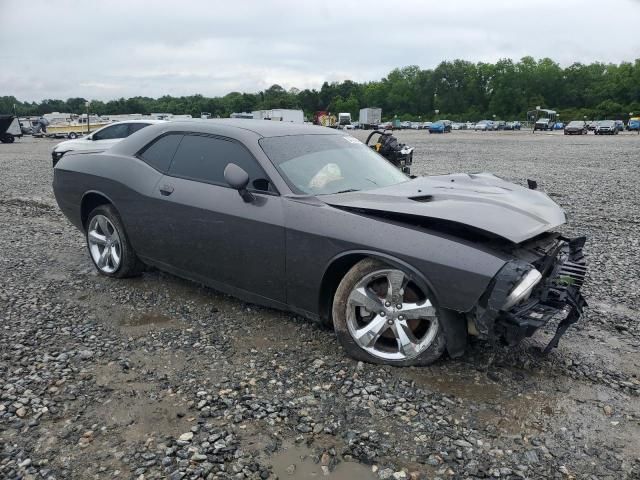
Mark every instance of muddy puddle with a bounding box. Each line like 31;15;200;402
91;353;191;442
117;311;184;336
119;312;174;327
268;443;375;479
401;366;505;402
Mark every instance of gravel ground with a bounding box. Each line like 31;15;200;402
1;130;639;480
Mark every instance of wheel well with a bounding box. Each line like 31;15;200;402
318;253;366;326
81;193;111;229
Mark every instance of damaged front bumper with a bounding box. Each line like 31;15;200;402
471;235;588;352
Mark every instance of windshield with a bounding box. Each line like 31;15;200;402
260;134;409;195
599;120;614;126
568;121;583;127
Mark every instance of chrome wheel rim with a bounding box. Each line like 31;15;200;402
87;215;121;274
346;269;439;361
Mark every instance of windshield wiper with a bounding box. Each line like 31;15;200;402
333;189;360;194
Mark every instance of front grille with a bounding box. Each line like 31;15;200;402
548;238;587;300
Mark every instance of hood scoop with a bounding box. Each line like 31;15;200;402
408;195;433;202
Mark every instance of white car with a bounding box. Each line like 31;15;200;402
51;120;165;166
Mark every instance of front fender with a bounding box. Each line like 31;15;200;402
321;249;469;358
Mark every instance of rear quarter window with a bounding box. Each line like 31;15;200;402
138;133;183;172
128;123;151;135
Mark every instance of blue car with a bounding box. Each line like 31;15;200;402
429;121;446;133
627;119;639;131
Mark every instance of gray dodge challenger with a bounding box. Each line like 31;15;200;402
52;120;587;366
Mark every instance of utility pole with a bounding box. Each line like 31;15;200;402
85;101;90;134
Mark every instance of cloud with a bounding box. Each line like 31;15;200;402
1;0;639;101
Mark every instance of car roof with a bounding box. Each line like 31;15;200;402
109;119;166;124
164;119;340;138
109;118;342;158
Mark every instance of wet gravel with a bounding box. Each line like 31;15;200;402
1;131;639;479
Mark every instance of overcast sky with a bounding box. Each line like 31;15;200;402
1;0;639;102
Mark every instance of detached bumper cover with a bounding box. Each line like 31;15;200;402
472;236;588;351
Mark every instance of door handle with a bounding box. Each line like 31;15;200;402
159;184;174;196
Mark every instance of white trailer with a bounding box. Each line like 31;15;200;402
252;109;303;123
359;108;382;129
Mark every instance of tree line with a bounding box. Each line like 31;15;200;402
2;57;639;122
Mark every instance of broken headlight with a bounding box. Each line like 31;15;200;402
502;268;542;310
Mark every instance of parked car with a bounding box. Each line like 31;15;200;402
587;121;598;131
474;120;491;131
614;120;625;132
465;122;475;130
564;121;587;135
440;120;453;132
628;118;640;131
400;121;411;130
495;121;506;130
410;122;421;130
595;120;618;135
534;118;553;131
52;120;164;166
422;121;432;129
428;121;447;133
52;119;587;366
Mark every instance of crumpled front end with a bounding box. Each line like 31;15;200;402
470;234;588;352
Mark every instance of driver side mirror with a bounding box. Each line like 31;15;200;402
224;163;254;203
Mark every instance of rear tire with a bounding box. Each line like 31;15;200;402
332;258;446;366
85;204;143;278
68;132;78;139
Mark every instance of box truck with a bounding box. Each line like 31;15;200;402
359;108;382;129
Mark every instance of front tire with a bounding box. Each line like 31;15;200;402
86;204;142;278
332;258;446;366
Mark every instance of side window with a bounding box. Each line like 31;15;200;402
168;134;270;190
138;134;183;172
93;123;130;141
128;123;150;135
